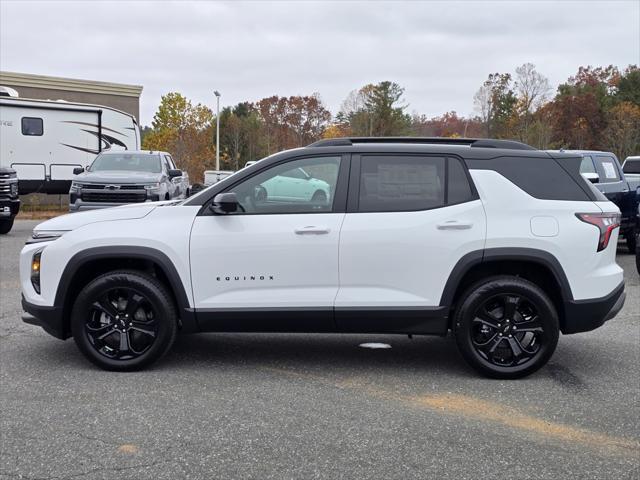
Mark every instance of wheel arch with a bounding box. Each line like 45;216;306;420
55;246;197;338
441;248;573;332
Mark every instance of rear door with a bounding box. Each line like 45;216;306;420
335;154;486;334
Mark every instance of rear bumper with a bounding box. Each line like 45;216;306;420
21;295;67;339
562;282;625;334
0;197;20;217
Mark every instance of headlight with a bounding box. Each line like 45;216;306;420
70;181;83;192
27;230;69;244
31;250;42;294
10;182;18;196
144;183;161;191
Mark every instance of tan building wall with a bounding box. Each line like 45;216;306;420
0;71;143;121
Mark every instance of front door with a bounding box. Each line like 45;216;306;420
189;154;347;331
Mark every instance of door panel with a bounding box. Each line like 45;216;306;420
336;200;486;308
190;213;345;309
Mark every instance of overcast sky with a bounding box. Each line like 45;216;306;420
1;0;639;126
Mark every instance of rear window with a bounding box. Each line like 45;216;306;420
594;156;621;183
623;159;640;174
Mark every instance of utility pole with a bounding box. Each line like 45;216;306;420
214;90;221;170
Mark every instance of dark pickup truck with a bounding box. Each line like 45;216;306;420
0;167;20;234
565;150;640;252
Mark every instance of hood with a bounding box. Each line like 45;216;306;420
34;202;165;233
76;170;163;184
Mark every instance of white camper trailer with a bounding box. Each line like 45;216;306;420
0;95;140;194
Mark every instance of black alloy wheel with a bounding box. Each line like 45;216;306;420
471;293;543;367
454;276;559;379
71;270;177;371
85;287;158;360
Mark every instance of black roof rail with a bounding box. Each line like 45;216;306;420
308;137;536;151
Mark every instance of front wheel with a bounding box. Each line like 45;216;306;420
454;276;559;379
0;217;14;234
71;270;177;371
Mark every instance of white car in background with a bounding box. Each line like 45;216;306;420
257;166;331;204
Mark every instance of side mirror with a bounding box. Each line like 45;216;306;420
168;169;182;178
73;167;84;175
582;172;599;184
210;192;239;214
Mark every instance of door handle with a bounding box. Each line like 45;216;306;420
437;220;473;230
294;226;330;235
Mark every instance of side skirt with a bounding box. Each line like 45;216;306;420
194;307;449;335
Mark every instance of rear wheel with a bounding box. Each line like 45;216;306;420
626;230;637;254
454;276;559;379
71;270;177;371
0;217;14;234
635;233;640;275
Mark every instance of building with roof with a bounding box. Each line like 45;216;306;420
0;71;143;121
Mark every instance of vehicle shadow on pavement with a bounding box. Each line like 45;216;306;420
166;332;476;377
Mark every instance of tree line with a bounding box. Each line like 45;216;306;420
142;63;640;183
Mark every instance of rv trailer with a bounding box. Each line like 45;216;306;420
0;96;140;194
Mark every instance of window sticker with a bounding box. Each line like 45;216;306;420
601;161;618;179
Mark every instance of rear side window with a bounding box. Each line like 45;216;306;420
448;158;474;205
21;117;43;136
358;156;445;212
623;159;640;174
594;156;621;183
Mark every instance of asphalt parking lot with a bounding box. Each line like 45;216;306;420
1;220;638;480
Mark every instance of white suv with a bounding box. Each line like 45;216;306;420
20;138;625;378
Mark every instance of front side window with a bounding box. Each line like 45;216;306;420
595;156;621;183
228;156;341;214
358;156;445;212
165;155;177;170
21;117;43;136
90;153;162;173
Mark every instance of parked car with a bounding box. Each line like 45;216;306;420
22;137;625;379
622;156;640;181
68;150;187;211
552;150;640;253
0;167;20;234
204;170;235;186
257;166;331;205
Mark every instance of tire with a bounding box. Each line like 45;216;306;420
635;233;640;276
453;275;559;379
190;183;205;195
0;217;14;234
311;190;327;204
71;270;177;371
626;230;637;254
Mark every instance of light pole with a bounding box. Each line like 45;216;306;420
214;90;221;171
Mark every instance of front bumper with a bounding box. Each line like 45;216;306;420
21;296;67;340
0;197;20;218
562;282;625;334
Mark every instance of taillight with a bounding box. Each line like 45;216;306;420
576;212;621;252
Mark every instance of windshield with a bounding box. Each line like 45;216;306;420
90;153;162;173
